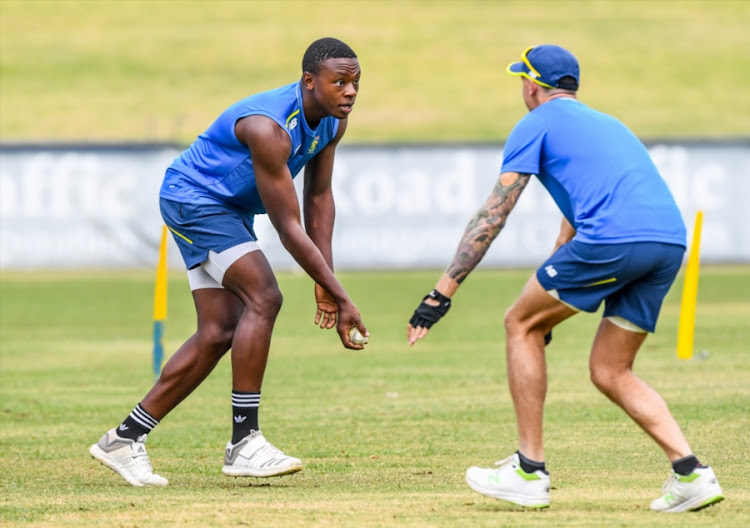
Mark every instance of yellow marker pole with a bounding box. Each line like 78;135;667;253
152;225;169;377
677;211;703;360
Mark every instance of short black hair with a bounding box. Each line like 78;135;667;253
556;75;579;91
302;37;357;74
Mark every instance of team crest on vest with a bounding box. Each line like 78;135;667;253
308;136;320;154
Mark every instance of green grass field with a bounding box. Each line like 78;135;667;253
2;0;749;143
1;1;749;526
1;267;748;527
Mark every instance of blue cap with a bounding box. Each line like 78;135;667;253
507;45;580;90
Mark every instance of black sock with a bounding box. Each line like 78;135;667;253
116;403;159;441
231;391;260;444
517;450;547;474
672;454;701;476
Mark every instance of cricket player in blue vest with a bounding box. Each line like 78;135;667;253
91;37;368;486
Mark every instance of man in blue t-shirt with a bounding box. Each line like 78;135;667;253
407;45;723;513
90;37;369;487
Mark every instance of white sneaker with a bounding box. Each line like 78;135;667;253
222;430;302;478
465;453;550;508
650;466;724;512
89;429;168;487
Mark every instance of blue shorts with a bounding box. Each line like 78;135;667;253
159;198;257;270
536;240;685;333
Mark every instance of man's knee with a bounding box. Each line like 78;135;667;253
253;285;283;316
503;305;524;336
197;323;235;355
229;280;283;317
589;364;610;393
589;360;627;395
504;304;545;339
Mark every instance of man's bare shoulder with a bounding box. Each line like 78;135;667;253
235;114;291;157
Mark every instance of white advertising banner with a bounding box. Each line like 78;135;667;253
1;142;748;270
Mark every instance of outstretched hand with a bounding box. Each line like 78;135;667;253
407;289;452;346
314;283;337;329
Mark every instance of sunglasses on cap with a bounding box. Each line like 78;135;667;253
518;46;555;89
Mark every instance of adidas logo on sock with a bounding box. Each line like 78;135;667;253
118;424;129;431
234;415;247;423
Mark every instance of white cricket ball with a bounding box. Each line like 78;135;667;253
348;326;369;345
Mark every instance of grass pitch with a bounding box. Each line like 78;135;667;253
0;267;748;527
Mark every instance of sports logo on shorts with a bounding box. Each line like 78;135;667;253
545;265;558;277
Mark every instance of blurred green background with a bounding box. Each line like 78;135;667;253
2;0;749;144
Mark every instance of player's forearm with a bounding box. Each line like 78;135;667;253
276;223;348;301
434;274;461;298
442;209;503;291
303;192;335;269
439;171;532;297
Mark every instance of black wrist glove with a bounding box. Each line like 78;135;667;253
409;289;452;329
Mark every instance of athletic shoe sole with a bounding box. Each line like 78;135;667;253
663;493;725;513
221;463;303;478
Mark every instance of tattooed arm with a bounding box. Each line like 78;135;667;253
406;171;532;345
434;171;532;297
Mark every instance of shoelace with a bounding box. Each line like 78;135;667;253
485;456;515;476
658;473;678;495
130;434;155;473
493;456;514;468
254;441;286;459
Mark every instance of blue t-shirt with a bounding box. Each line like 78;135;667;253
160;81;340;215
501;98;686;246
